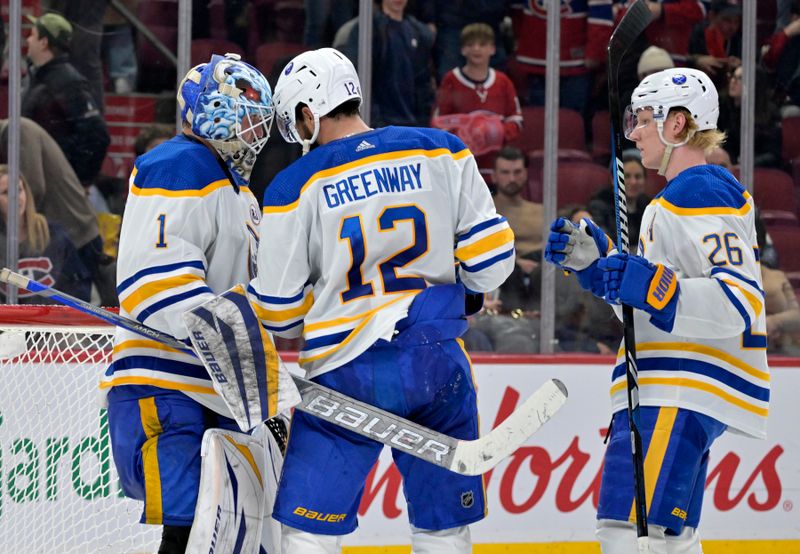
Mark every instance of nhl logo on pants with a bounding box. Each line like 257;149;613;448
461;491;474;508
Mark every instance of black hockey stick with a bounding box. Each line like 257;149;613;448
607;1;653;550
0;267;567;476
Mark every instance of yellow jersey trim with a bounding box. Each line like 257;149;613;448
653;192;752;217
131;178;230;198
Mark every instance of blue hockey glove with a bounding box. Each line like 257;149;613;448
544;217;612;297
599;253;680;332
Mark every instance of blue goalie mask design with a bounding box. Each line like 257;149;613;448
178;53;274;187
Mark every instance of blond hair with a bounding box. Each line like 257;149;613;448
0;165;50;254
669;108;726;152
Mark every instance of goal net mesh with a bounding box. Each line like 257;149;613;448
0;306;161;553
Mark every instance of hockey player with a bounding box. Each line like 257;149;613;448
100;54;284;553
545;67;769;553
249;48;515;553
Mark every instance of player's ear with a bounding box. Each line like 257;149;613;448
301;105;314;124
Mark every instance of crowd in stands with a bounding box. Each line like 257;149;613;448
2;0;800;355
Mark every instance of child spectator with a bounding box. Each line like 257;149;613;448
431;23;523;177
0;165;90;303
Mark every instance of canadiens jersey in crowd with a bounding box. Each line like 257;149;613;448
612;165;769;439
511;0;614;75
433;67;523;139
101;135;261;415
0;222;90;303
248;126;515;377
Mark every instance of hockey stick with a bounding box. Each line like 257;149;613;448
0;267;567;476
607;1;653;550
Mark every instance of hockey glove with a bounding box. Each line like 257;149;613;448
544;217;612;297
599;253;680;332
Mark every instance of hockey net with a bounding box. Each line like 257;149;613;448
0;305;160;553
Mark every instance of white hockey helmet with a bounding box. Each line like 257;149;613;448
626;67;719;138
273;48;362;151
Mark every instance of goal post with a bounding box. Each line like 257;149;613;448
0;305;160;553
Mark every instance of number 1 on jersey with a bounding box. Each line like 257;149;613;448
155;214;168;248
340;216;374;302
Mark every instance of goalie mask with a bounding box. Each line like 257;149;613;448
273;47;362;154
624;67;719;175
178;53;274;187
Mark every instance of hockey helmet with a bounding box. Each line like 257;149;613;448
178;53;274;187
625;67;719;139
273;48;362;151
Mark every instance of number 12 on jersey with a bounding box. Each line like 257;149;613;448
339;204;428;303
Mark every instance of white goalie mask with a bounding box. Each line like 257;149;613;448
273;48;362;153
624;67;719;141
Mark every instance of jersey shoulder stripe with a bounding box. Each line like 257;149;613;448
655;165;750;215
263;126;469;211
132;135;230;196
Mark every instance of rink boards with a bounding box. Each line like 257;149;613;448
0;354;797;552
334;355;800;552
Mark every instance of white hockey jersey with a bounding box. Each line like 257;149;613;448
612;165;769;439
101;135;261;414
249;126;515;377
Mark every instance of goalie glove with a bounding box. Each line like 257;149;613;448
599;253;680;332
544;217;613;297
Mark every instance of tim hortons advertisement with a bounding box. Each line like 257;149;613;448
0;357;797;551
340;360;800;547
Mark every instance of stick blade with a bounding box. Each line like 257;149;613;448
450;378;568;476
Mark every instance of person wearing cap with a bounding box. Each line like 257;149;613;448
637;45;675;80
22;12;110;188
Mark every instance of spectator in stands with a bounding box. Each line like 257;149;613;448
464;147;544;353
588;153;651;241
413;1;511;81
511;0;613;120
637;45;675;80
102;0;138;94
717;64;782;167
761;0;800;112
43;1;108;110
755;214;800;355
340;0;435;127
431;23;523;178
638;0;707;64
0;165;90;303
0;117;113;305
304;0;358;48
688;0;741;85
133;124;175;157
22;12;110;187
492;147;543;252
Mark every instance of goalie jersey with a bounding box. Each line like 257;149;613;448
100;135;261;415
249;126;515;377
612;165;769;439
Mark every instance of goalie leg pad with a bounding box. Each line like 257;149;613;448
186;426;271;554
